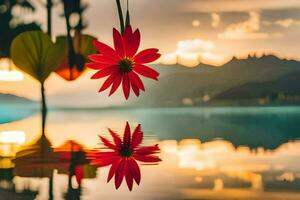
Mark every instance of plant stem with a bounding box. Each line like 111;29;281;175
116;0;125;34
63;1;76;80
125;0;130;27
47;0;52;37
49;176;54;200
41;82;47;136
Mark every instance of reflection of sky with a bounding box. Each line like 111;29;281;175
0;109;300;199
2;138;300;199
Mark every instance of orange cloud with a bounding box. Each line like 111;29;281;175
211;13;221;28
160;39;230;67
218;12;282;40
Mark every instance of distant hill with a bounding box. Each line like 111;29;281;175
0;93;38;123
134;55;300;106
0;93;36;104
3;54;299;109
216;72;300;101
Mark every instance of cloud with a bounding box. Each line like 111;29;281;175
218;12;281;40
177;39;215;53
183;0;300;13
192;19;201;27
211;13;221;28
263;18;300;28
160;39;229;67
275;18;300;28
275;19;294;27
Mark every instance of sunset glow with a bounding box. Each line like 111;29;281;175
0;58;24;82
0;131;25;144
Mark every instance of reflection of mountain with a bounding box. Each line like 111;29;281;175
125;107;300;149
136;55;300;107
0;93;38;123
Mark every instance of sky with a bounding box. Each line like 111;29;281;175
1;0;300;104
28;0;300;66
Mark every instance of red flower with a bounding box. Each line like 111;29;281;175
87;26;161;100
89;122;161;191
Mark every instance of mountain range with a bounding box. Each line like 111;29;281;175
0;93;36;104
0;93;38;123
1;54;300;108
134;55;300;106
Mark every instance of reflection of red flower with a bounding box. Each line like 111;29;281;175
55;140;87;185
89;122;161;191
87;25;161;99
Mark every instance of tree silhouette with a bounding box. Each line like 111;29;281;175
0;0;40;58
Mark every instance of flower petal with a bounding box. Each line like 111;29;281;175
99;136;117;149
122;73;131;100
113;28;125;57
89;151;119;159
98;72;119;92
124;28;140;57
108;158;122;183
125;163;134;191
108;129;122;147
133;64;159;80
131;124;143;148
134;48;160;63
135;144;160;155
115;159;126;189
130;77;140;97
75;166;83;185
124;25;133;41
128;72;145;91
88;54;117;65
128;158;141;185
109;74;122;96
133;155;162;163
124;26;133;55
91;155;119;167
129;29;141;57
93;40;120;61
123;122;131;148
86;62;108;70
91;65;118;79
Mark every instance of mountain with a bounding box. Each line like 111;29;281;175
216;72;300;101
0;93;38;123
3;54;298;108
134;55;300;106
0;93;36;104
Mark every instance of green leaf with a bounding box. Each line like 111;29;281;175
76;34;97;58
56;33;97;62
10;31;64;83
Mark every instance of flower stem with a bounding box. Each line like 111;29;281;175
41;82;47;136
63;1;76;80
46;0;52;37
116;0;125;34
125;0;130;26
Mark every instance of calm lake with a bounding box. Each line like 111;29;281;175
1;106;300;200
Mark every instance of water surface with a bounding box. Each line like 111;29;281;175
0;106;300;200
